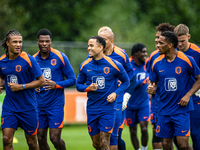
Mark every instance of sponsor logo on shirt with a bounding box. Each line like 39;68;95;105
92;76;105;89
42;68;52;79
7;75;18;84
164;78;177;91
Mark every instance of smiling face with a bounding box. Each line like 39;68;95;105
6;35;22;55
155;31;162;49
88;39;103;60
37;35;52;53
138;47;148;63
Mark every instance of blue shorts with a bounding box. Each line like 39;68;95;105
190;102;200;118
150;112;158;124
110;102;122;145
87;109;115;136
119;109;126;129
156;113;190;138
1;109;38;135
38;107;64;129
126;105;150;127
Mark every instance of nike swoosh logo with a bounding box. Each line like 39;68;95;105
105;127;111;129
87;69;92;72
55;123;60;125
143;116;148;119
159;70;164;72
2;67;6;70
28;130;34;132
182;130;187;133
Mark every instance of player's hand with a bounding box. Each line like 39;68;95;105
89;83;98;91
146;82;156;94
43;79;56;91
35;87;40;93
122;93;131;111
8;83;21;91
178;95;190;106
0;87;3;94
107;92;117;103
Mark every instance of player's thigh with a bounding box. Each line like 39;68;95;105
156;114;173;138
1;109;18;130
126;109;138;127
47;107;64;129
17;109;38;136
172;113;190;137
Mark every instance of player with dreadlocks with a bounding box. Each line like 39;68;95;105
0;29;45;150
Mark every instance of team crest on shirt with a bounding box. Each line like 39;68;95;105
42;68;52;79
156;126;160;133
15;65;21;72
51;59;57;66
103;67;110;74
7;75;18;84
175;66;182;74
92;76;105;89
164;78;177;91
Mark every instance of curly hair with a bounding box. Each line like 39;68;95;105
156;23;175;32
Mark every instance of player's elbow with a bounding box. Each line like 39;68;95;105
38;75;45;87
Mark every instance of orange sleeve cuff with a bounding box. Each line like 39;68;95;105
84;87;91;92
56;84;64;89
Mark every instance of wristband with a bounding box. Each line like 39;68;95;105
22;84;26;90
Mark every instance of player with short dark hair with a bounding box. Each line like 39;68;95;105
147;31;200;150
33;28;76;150
147;23;175;150
76;35;130;150
126;43;149;150
0;29;45;150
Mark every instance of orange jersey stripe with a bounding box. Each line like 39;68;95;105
114;45;125;53
190;43;200;54
0;54;6;61
103;55;120;72
149;49;159;62
51;48;65;65
129;56;133;62
177;51;193;68
32;51;39;58
152;55;165;71
114;48;127;63
80;58;92;71
20;51;32;68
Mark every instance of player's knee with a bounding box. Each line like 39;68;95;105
162;141;172;149
152;134;161;143
92;141;100;149
50;136;60;145
3;136;12;146
141;127;148;135
27;140;38;149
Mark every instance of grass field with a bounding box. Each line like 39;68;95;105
0;123;193;150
